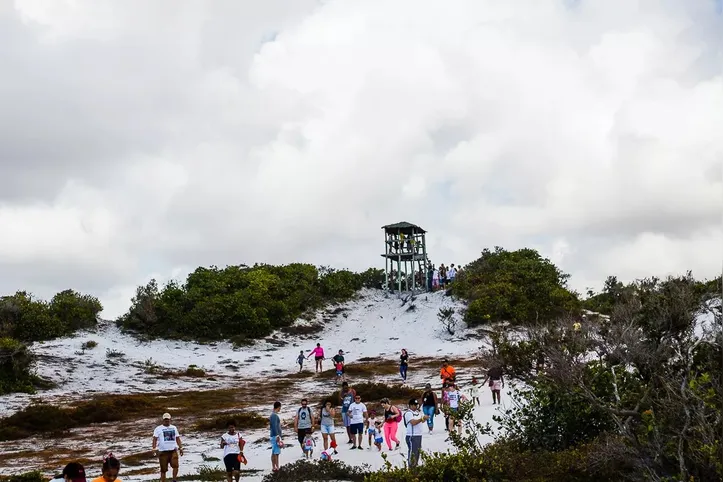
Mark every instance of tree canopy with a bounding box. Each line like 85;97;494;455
453;247;580;325
116;264;384;342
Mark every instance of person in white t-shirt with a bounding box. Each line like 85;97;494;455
346;395;369;449
444;385;466;438
447;264;457;284
402;399;428;468
220;420;246;482
152;413;183;482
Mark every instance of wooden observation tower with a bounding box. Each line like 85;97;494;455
381;222;428;294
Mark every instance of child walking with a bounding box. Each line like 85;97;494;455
335;361;344;383
470;377;481;406
366;411;377;448
372;421;384;451
297;350;305;372
302;428;316;459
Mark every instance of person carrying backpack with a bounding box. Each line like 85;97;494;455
403;399;429;468
294;398;313;455
380;398;401;450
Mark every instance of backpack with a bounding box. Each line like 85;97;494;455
393;406;403;423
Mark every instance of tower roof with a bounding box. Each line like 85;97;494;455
382;221;426;234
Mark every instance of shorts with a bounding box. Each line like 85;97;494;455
341;411;351;427
320;424;334;435
315;356;323;361
374;437;383;444
223;453;241;472
271;437;281;455
349;423;364;435
158;450;179;472
448;407;459;419
336;370;343;376
367;427;375;434
491;380;502;391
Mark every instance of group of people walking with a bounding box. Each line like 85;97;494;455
49;355;506;481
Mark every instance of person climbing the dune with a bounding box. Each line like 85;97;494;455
307;343;325;373
332;350;346;382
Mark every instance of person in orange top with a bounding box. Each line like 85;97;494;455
440;359;456;384
92;453;122;482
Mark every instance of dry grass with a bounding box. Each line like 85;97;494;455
0;388;248;441
123;467;157;477
194;411;268;431
121;450;155;467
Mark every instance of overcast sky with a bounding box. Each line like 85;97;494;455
1;0;721;319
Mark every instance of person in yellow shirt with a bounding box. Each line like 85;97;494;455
92;453;121;482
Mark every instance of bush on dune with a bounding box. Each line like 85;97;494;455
116;264;383;342
453;247;580;326
261;460;369;482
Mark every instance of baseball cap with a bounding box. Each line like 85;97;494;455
162;412;171;420
62;462;86;482
408;398;419;406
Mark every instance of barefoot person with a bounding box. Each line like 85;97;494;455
269;401;283;472
340;382;357;443
152;413;183;482
220;420;245;482
318;400;338;452
307;343;325;373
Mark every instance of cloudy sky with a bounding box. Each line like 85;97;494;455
1;0;721;318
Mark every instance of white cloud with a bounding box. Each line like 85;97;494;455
1;0;721;318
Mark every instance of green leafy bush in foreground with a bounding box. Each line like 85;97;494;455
262;460;369;482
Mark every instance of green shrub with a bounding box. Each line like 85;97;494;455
184;365;206;377
0;471;45;482
0;337;43;395
80;340;98;351
0;290;102;343
453;247;580;325
262;460;369;482
117;263;374;342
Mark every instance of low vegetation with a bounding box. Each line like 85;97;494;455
194;411;268;431
370;273;722;482
0;338;49;395
261;460;369;482
117;264;384;342
0;389;249;441
319;382;419;407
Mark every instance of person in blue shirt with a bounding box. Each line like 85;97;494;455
269;401;283;472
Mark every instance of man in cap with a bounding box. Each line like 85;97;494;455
152;412;184;482
61;462;86;482
402;399;428;468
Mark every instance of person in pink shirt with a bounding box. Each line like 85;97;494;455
307;343;325;373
